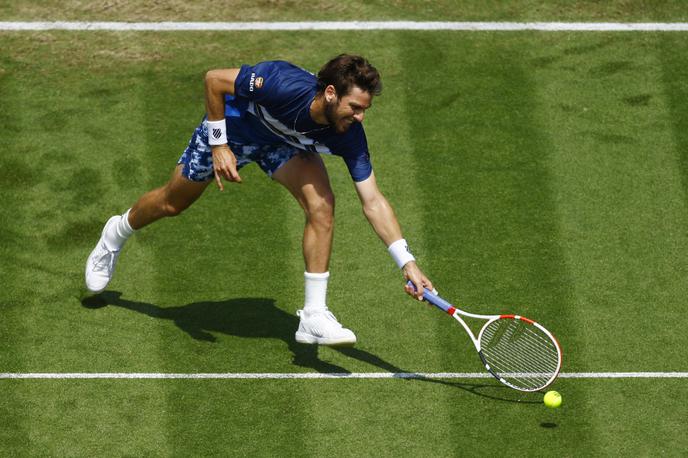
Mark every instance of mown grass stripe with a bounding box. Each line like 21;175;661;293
533;34;688;370
399;32;581;454
133;37;323;454
1;21;688;31
0;32;32;453
531;34;688;454
659;35;688;214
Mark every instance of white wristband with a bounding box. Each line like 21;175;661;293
388;239;416;269
206;119;228;145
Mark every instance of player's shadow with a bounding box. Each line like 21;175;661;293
81;292;540;403
81;291;394;374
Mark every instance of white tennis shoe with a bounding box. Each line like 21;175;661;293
295;309;357;346
84;216;121;293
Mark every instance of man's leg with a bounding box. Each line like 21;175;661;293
129;164;211;230
273;153;334;273
273;153;356;346
85;165;211;293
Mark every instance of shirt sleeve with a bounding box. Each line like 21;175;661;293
342;150;373;182
332;123;373;182
233;62;281;105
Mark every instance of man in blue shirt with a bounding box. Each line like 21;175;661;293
85;54;433;346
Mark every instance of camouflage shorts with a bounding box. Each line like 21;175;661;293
177;118;300;182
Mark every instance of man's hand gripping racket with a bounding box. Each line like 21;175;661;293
407;281;562;392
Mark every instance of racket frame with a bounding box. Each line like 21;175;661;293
412;282;562;392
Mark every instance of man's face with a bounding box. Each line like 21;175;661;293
324;86;373;133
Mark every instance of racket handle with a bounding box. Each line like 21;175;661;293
406;280;455;314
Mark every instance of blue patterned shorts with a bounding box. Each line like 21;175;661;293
177;118;300;181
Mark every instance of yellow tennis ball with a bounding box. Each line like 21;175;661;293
544;390;562;408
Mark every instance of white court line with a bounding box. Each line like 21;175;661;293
0;21;688;31
1;372;687;379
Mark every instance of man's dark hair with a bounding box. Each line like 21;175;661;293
316;54;382;97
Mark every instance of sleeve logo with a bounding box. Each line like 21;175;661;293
249;73;264;92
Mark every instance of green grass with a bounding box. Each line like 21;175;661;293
2;378;686;455
2;0;688;22
2;12;688;457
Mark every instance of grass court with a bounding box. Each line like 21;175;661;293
1;1;687;455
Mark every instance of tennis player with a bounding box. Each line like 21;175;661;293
85;54;433;346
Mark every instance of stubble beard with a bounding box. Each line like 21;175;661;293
325;99;350;134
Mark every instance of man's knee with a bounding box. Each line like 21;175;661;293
305;192;335;229
160;190;195;217
161;200;187;217
159;174;207;218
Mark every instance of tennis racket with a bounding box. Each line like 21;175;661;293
408;281;562;392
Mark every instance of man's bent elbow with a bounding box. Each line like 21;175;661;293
204;68;239;96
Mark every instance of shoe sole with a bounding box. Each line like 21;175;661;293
85;283;107;294
295;332;356;347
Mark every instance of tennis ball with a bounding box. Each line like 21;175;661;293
543;390;562;408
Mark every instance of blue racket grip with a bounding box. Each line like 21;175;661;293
406;280;454;314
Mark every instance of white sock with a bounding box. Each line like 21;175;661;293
303;271;329;313
104;208;135;250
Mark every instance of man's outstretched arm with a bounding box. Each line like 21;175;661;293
204;68;242;189
353;171;433;299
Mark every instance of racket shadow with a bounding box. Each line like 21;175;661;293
412;378;542;404
334;347;541;404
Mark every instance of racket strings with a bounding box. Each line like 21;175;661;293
484;351;553;389
484;349;553;387
480;319;560;390
483;327;558;377
482;333;558;387
486;333;555;372
484;344;551;383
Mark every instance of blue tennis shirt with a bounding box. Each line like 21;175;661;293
224;60;373;182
